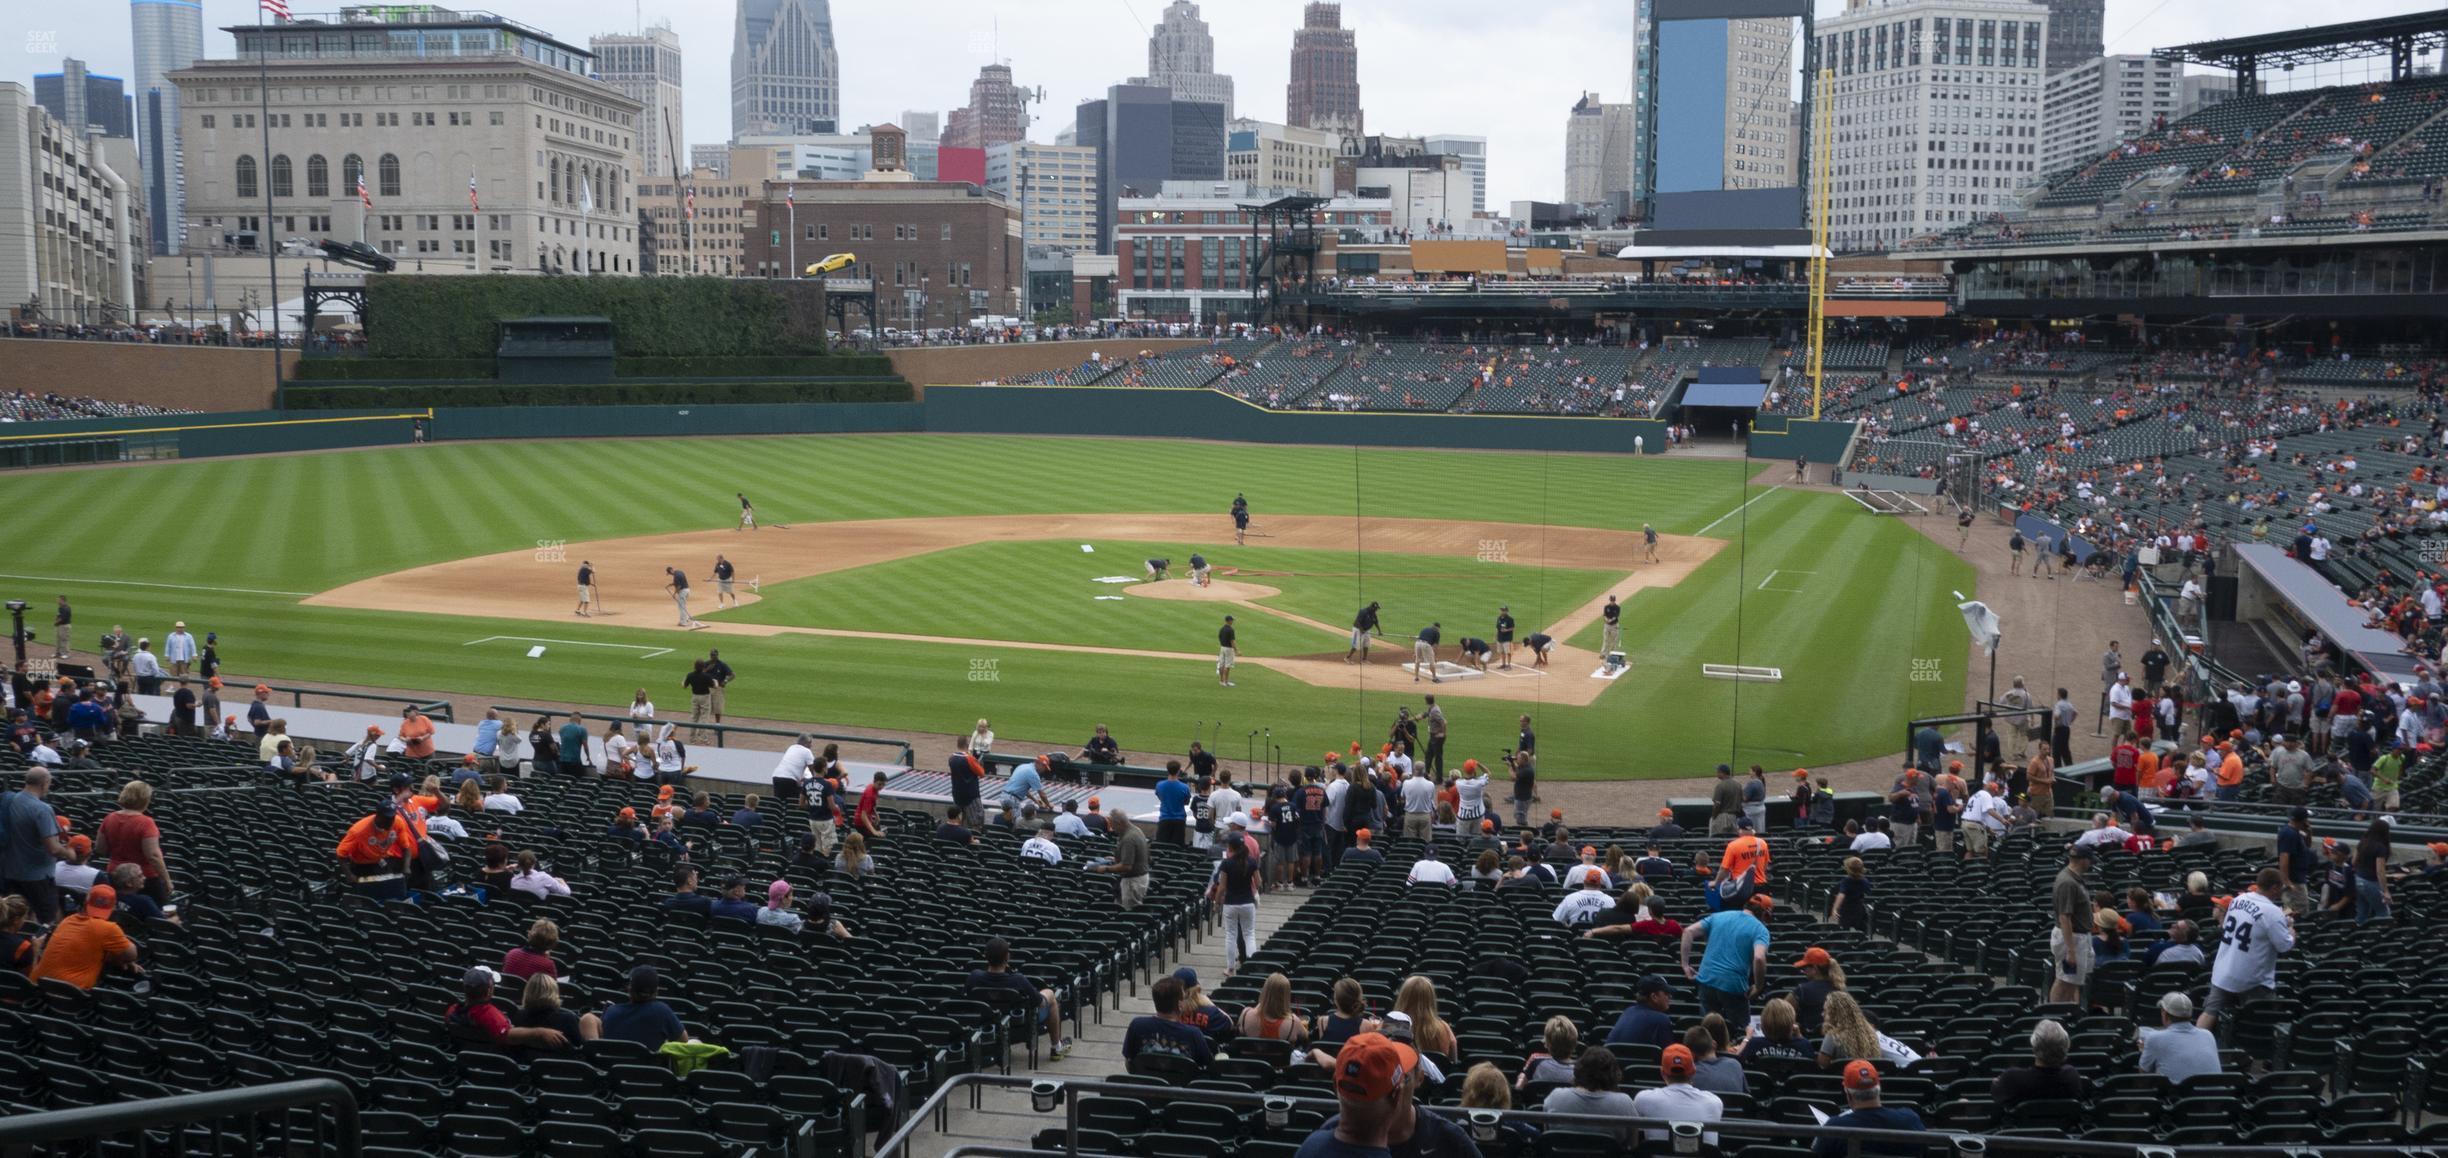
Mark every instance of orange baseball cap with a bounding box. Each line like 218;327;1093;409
1661;1044;1696;1079
1843;1060;1881;1091
1463;758;1481;773
1550;808;1564;819
1580;845;1597;857
1355;828;1373;843
1792;768;1810;778
1479;818;1495;832
1250;806;1264;817
253;684;272;696
657;784;675;799
1657;808;1673;819
1794;946;1834;968
1948;760;1963;770
83;883;117;916
207;677;223;689
1324;751;1340;763
1332;1033;1418;1101
2429;842;2448;856
1350;741;1363;754
365;725;383;736
1087;796;1101;808
616;807;637;821
462;754;478;765
67;834;91;857
1747;894;1775;913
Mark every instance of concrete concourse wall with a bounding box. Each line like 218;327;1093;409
0;339;295;412
885;339;1207;395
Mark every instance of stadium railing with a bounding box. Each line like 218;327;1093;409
485;702;913;766
0;1078;360;1154
253;682;455;723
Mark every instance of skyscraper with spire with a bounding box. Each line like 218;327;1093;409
732;0;840;137
1132;1;1234;121
1285;2;1361;136
131;0;204;254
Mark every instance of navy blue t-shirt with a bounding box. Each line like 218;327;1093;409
598;1000;686;1049
2276;825;2315;883
1121;1015;1214;1066
1813;1107;1926;1158
1294;1130;1392;1158
1606;1004;1677;1050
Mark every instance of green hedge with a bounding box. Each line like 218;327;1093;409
614;355;894;378
364;275;828;360
288;358;497;381
285;379;911;410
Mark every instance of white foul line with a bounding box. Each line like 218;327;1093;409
0;573;313;598
1696;486;1782;537
462;635;674;660
1756;569;1816;591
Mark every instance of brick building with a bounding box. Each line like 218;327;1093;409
745;179;1020;330
1112;180;1390;323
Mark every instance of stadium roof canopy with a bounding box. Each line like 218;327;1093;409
2232;543;2426;687
2154;12;2448;92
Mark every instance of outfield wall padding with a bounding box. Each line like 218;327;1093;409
923;385;1664;453
1744;416;1858;466
428;402;923;441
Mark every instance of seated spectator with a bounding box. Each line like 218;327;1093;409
29;884;138;990
1816;992;1881;1068
444;965;566;1051
500;918;560;983
598;965;690;1049
1407;851;1458;887
2142;919;2206;967
1020;820;1063;865
1552;873;1613;927
730;793;767;829
514;973;598;1054
648;814;686;855
2173;815;2218;849
605;806;644;843
109;865;171;924
2123;887;2165;933
1237;972;1310;1044
700;876;757;923
476;844;515;895
1606;974;1679;1049
1121;975;1214;1067
834;831;876;877
1687;1018;1748;1095
1392;975;1457;1058
1742;996;1815;1062
757;879;804;932
936;805;976;845
480;776;523;814
1468;849;1503;890
1462;1062;1544;1152
2175;870;2217;920
1814;1061;1926;1158
801;888;852;941
2136;991;2221;1083
1562;846;1612;889
968;935;1070;1060
1990;1019;2087;1108
679;791;724;828
1518;1015;1581;1089
1312;977;1380;1048
660;864;715;916
1052;799;1090;838
1342;827;1385;866
1311;1032;1473;1158
509;851;571;900
53;834;99;893
1174;968;1236;1042
2093;908;2131;963
0;895;38;975
1849;817;1894;852
1631;1044;1725;1143
1540;1045;1638;1143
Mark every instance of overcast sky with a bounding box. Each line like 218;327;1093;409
9;0;2444;206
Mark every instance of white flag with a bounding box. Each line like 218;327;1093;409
581;175;595;214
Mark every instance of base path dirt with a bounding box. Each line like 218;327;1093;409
308;512;1720;705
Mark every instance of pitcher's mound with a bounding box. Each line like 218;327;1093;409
1125;578;1282;601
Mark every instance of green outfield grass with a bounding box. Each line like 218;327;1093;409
714;539;1625;659
0;434;1969;778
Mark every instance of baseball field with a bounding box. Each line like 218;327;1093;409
0;432;1970;778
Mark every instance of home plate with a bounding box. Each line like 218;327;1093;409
1401;661;1484;681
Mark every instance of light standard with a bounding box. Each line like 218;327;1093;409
920;274;930;337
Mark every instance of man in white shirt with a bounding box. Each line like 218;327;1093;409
2108;674;2135;740
27;739;62;767
1020;820;1064;865
1322;768;1350;848
2075;814;2131;849
1962;782;2006;858
1551;875;1614;927
2200;867;2294;1042
1630;1046;1724;1143
1561;847;1612;890
769;735;817;809
481;778;523;814
1406;854;1458;887
53;835;101;893
1399;770;1438;842
1453;759;1492;826
1053;801;1091;838
163;623;198;675
1207;773;1243;839
1849;819;1893;852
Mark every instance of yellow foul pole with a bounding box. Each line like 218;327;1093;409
1808;67;1835;420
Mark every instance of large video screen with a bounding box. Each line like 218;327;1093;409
1647;0;1808;236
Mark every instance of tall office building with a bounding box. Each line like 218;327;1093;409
733;0;840;137
1819;0;2049;251
1722;20;1797;191
2178;74;2236;119
1133;1;1234;121
1565;92;1635;207
591;27;684;182
986;141;1100;255
2041;54;2182;177
1077;84;1227;252
34;59;134;140
1629;0;1655;200
1423;136;1487;214
1225;119;1339;196
2041;0;2104;75
1286;3;1361;136
0;83;143;319
900;111;941;142
942;63;1031;150
132;0;205;254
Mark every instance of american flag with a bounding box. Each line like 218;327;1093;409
786;184;794;207
685;186;696;221
468;174;480;212
261;0;291;20
357;172;371;209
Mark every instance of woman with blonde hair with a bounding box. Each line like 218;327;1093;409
512;972;598;1049
1237;972;1310;1042
1464;1061;1543;1150
1814;991;1881;1068
96;779;172;906
834;830;874;877
1517;1014;1580;1088
1392;975;1457;1057
1741;996;1814;1061
454;778;486;817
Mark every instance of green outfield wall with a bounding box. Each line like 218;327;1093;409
921;385;1668;454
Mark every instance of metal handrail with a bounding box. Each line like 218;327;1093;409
876;1071;2390;1158
235;681;455;723
486;703;914;766
0;1078;359;1151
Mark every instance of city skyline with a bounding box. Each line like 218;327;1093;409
5;0;2441;212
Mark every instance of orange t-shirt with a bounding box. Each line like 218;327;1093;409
336;814;417;866
2134;750;2160;790
1721;834;1770;884
2216;753;2245;787
29;913;132;990
399;715;436;759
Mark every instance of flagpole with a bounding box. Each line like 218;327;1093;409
256;2;281;372
788;193;796;281
471;175;481;273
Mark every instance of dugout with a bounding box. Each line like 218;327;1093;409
497;316;615;384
